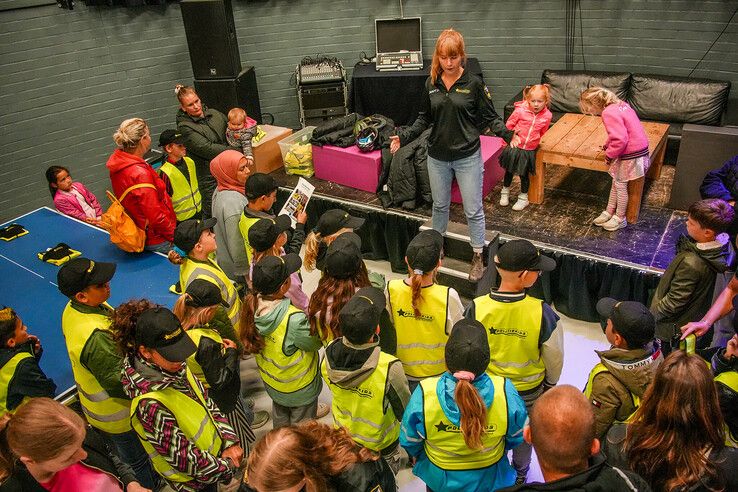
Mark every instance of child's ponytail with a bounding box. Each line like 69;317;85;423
408;267;424;317
110;299;157;357
240;291;265;354
454;376;487;449
303;231;322;272
45;165;69;199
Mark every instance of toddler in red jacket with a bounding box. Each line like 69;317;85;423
499;84;552;211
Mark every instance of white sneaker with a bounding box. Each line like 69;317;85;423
499;187;510;207
317;402;331;419
512;193;529;211
602;215;626;231
593;211;612;226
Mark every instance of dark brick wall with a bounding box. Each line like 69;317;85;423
1;0;736;221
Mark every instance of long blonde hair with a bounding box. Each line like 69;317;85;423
430;29;466;85
172;294;218;330
579;87;620;115
112;118;149;152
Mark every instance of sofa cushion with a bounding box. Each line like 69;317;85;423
628;74;730;126
541;69;631;114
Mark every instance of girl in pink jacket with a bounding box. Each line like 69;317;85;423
46;165;103;223
499;84;552;211
580;87;650;231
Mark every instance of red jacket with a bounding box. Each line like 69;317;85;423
106;149;175;246
505;101;552;150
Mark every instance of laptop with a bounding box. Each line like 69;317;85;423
375;17;423;71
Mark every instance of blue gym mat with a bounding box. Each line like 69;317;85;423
0;207;178;399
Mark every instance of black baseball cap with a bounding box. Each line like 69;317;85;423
134;306;196;362
324;232;363;279
248;215;291;253
339;286;386;344
245;173;278;200
159;129;185;147
406;230;444;274
445;318;490;377
173;217;217;253
315;209;365;236
184;278;229;308
494;239;556;272
251;253;302;295
596;298;655;348
57;258;117;298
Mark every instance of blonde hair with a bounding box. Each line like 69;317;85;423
303;229;348;272
430;29;466;85
174;84;197;104
579;87;620;115
112;118;149;151
0;398;85;481
524;84;551;107
172;294;218;330
228;107;246;124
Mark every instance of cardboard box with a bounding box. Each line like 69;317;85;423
252;125;293;173
312;145;382;193
450;136;505;203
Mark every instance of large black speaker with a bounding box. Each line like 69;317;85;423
180;0;241;79
194;67;262;123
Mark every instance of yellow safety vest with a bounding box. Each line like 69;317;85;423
238;213;261;265
255;305;318;394
130;367;223;484
584;363;640;423
420;375;508;470
186;327;223;388
321;347;400;451
473;295;546;391
0;351;33;415
61;302;131;434
388;280;450;378
180;258;241;334
715;370;738;448
316;319;334;348
159;157;201;221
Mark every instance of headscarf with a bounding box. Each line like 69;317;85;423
210;149;246;193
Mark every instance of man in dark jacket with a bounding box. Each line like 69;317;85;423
499;385;651;492
700;154;738;237
651;199;734;350
176;89;238;219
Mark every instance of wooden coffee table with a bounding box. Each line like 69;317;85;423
528;113;669;223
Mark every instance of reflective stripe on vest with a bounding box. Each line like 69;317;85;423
388;280;450;378
420;375;508;470
716;371;738;447
61;302;131;434
130;367;223;484
159;157;201;221
255;305;318;394
584;363;640;423
0;351;33;415
238;213;261;265
186;328;223;389
180;258;241;333
321;348;400;451
473;295;546;391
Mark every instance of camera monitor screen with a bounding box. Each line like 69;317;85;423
375;18;422;54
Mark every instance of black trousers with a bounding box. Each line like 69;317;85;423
503;171;530;193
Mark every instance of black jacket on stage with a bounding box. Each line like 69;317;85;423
379;127;433;210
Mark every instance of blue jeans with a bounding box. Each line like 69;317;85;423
427;148;486;249
144;241;172;254
104;429;157;489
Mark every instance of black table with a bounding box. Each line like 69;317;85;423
349;57;483;127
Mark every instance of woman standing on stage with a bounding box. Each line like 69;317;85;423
390;29;517;282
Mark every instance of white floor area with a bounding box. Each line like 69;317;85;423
242;257;610;490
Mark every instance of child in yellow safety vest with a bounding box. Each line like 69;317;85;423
0;306;56;415
241;254;327;428
157;129;202;222
168;217;242;333
585;297;663;440
387;229;464;392
322;286;410;475
712;333;738;448
465;239;564;484
401;318;527;492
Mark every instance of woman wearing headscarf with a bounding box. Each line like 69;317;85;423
210;150;251;288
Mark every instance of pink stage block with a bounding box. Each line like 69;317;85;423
313;145;382;193
450;136;506;203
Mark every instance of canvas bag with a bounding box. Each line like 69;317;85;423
100;183;156;253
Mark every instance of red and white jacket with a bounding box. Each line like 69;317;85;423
505;101;553;150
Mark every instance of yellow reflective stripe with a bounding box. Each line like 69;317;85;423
259;351;305;371
397;342;446;350
77;385;110;403
402;359;445;366
336;406;399;433
260;363;312;384
513;373;545;383
191;415;210;443
424;438;465;458
494;359;540;369
82;405;131;423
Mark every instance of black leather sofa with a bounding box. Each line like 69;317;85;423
504;69;734;156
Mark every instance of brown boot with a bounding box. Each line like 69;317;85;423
469;252;484;282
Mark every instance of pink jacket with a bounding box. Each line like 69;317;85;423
53;182;103;221
505;101;552;150
602;102;649;160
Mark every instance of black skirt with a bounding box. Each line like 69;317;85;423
500;146;536;176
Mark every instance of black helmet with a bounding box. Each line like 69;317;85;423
356;126;378;152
